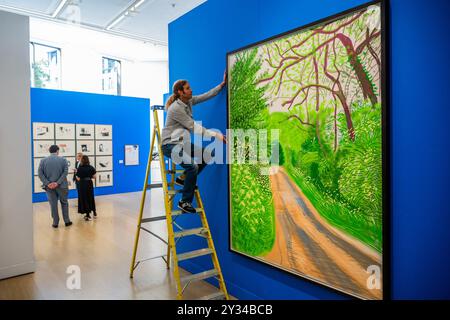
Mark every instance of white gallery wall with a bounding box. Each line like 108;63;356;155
0;11;35;279
30;18;169;104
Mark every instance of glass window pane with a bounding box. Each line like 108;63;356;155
102;57;121;96
30;42;61;89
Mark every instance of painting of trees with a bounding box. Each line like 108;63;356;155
228;3;384;300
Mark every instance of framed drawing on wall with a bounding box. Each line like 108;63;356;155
96;171;113;187
67;179;77;190
56;140;75;157
33;122;54;140
76;124;95;140
55;123;75;140
96;141;112;156
33;176;45;193
65;157;76;175
95;124;112;140
124;145;139;166
33;141;54;158
77;140;95;156
34;158;43;175
95;156;113;171
227;1;387;300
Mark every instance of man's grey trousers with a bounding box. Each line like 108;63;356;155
45;187;70;225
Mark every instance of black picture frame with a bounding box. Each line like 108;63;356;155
226;0;389;300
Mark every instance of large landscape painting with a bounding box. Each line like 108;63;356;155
228;2;384;299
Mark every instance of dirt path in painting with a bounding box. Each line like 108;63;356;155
263;167;382;299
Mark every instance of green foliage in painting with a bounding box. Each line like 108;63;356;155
231;164;275;256
276;101;382;251
229;48;275;256
229;49;268;130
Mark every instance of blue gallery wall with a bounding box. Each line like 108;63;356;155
31;88;150;203
169;0;450;299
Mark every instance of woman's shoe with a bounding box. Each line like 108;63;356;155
84;214;91;221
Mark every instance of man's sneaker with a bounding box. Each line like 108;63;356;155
177;201;197;214
175;177;185;186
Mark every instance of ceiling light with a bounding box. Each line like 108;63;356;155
134;0;146;10
52;0;69;18
106;15;126;30
105;0;146;30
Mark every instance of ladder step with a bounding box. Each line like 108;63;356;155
167;190;182;195
147;183;163;189
197;292;226;300
140;208;202;223
141;216;166;223
178;248;213;261
171;208;203;216
167;169;185;174
181;269;218;284
174;228;208;238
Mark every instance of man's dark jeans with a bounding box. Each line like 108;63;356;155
161;143;209;203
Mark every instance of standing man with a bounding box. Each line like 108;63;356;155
38;145;72;228
73;152;83;189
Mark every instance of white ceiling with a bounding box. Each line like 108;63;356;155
0;0;207;45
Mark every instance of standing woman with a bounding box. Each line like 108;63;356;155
161;72;227;214
76;155;97;221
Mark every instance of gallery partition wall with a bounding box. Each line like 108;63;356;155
31;88;150;203
170;0;450;300
0;11;34;280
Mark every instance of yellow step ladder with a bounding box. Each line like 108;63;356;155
130;105;229;300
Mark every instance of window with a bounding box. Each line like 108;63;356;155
102;57;121;95
30;42;61;89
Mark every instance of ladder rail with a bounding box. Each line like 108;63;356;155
195;190;230;300
130;106;229;300
153;110;184;299
129;120;157;278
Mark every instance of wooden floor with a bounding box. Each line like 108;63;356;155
0;190;225;300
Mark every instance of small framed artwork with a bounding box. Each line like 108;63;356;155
95;156;113;171
33;141;54;158
56;140;76;157
65;157;76;175
76;124;95;140
34;158;43;175
125;145;139;166
67;179;77;190
96;171;113;187
55;123;75;140
33;122;54;140
95;124;112;140
96;141;113;156
77;140;95;155
33;176;45;193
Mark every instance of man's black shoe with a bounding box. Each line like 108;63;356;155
65;221;73;227
177;201;197;214
52;224;58;228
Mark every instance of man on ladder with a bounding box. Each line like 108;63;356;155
161;73;227;213
130;72;229;300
